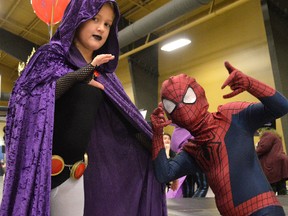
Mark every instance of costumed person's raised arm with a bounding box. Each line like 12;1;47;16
55;64;95;99
55;54;114;99
151;103;200;183
221;61;288;122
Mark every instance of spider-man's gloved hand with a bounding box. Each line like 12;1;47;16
150;103;172;160
221;61;275;99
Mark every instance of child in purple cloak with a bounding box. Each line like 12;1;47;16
0;1;166;215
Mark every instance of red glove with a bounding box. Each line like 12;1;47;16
221;61;275;99
150;103;172;160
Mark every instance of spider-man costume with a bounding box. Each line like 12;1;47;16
151;62;288;216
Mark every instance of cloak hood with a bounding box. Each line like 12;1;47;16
51;0;119;73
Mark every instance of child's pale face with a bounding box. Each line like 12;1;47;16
74;3;115;54
163;135;171;150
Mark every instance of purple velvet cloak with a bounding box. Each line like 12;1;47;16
0;0;166;215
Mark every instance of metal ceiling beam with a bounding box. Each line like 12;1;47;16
0;28;37;61
0;0;211;62
118;0;211;49
119;0;249;60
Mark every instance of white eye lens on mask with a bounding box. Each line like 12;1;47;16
183;87;196;104
162;99;176;114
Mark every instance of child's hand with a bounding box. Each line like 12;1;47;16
88;79;104;90
91;54;115;67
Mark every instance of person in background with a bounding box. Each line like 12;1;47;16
163;133;178;193
0;1;166;215
151;61;288;215
170;125;209;198
256;127;288;195
0;160;4;177
1;126;6;179
163;133;176;159
192;171;209;197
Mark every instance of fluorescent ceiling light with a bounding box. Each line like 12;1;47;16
161;38;191;52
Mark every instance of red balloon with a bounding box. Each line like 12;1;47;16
31;0;70;25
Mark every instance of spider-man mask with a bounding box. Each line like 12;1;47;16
161;74;209;130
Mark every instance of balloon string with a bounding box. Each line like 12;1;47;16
49;25;52;39
49;0;56;39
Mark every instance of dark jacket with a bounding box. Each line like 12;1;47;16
256;131;288;184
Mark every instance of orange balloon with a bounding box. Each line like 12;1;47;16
31;0;70;25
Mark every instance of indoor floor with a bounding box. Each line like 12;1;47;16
0;176;287;215
167;196;288;216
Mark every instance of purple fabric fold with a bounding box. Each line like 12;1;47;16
171;126;193;153
166;176;186;198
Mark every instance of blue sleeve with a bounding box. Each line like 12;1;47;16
241;91;288;132
153;149;201;183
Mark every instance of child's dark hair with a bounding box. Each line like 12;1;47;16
163;132;171;139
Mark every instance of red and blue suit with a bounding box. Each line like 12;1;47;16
151;62;288;216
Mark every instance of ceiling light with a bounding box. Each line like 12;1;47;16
161;38;191;52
